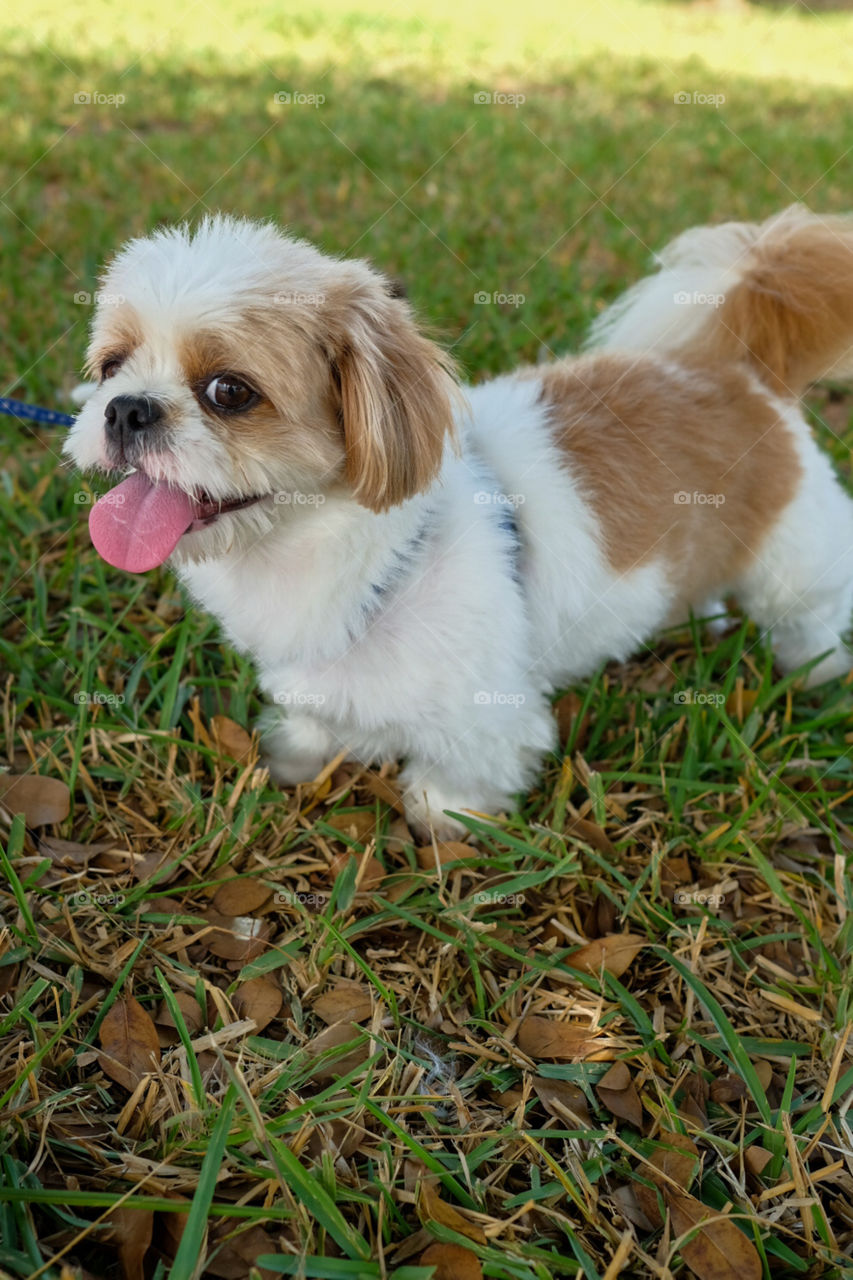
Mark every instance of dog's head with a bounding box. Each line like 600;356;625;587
64;216;458;571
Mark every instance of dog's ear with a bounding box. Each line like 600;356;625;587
326;279;458;512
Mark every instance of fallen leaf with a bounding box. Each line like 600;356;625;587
314;981;373;1026
415;840;474;869
563;816;614;856
743;1145;773;1177
37;835;113;866
154;990;205;1038
420;1243;482;1280
532;1076;592;1125
0;773;70;826
232;977;282;1032
306;1021;370;1082
417;1180;487;1244
668;1189;762;1280
329;850;385;888
753;1059;774;1090
725;686;759;722
554;691;589;746
204;1223;278;1279
210;715;253;762
516;1016;600;1061
710;1073;747;1104
596;1060;644;1129
567;933;646;978
635;1132;700;1227
103;1206;153;1280
362;771;406;813
212;878;273;916
97;995;161;1092
203;910;271;962
325;810;378;842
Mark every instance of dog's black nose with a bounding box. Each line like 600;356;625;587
104;394;164;437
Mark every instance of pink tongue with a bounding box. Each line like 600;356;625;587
89;472;198;572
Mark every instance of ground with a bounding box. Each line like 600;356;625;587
1;1;853;1277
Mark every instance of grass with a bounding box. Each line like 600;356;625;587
2;0;853;1276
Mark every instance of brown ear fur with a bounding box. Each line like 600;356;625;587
328;289;458;511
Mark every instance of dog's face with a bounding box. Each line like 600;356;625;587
64;216;457;570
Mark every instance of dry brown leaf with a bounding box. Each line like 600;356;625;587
306;1020;370;1082
204;1224;278;1279
596;1060;644;1129
0;773;70;826
516;1016;600;1061
97;995;161;1092
725;687;759;722
743;1145;773;1178
210;714;253;762
554;691;589;746
37;835;113;866
668;1189;762;1280
329;850;385;888
203;910;271;962
710;1073;748;1104
212;878;273;915
103;1206;153;1280
752;1059;774;1090
635;1132;701;1227
417;1180;487;1245
415;840;474;869
232;977;282;1032
154;989;204;1037
568;933;646;978
563;816;614;856
361;771;406;813
314;981;373;1026
532;1075;592;1125
325;810;378;842
420;1242;483;1280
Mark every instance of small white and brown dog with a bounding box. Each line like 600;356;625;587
65;206;853;836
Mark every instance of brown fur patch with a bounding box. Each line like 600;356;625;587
85;307;144;379
177;323;344;485
538;352;800;604
704;212;853;396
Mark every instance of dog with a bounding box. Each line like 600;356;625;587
64;206;853;837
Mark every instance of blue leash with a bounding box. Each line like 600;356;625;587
0;396;75;427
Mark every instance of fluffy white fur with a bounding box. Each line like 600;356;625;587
64;209;853;836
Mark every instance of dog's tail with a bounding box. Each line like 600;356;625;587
586;205;853;397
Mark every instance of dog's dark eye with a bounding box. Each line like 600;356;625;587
204;375;257;411
101;358;123;381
